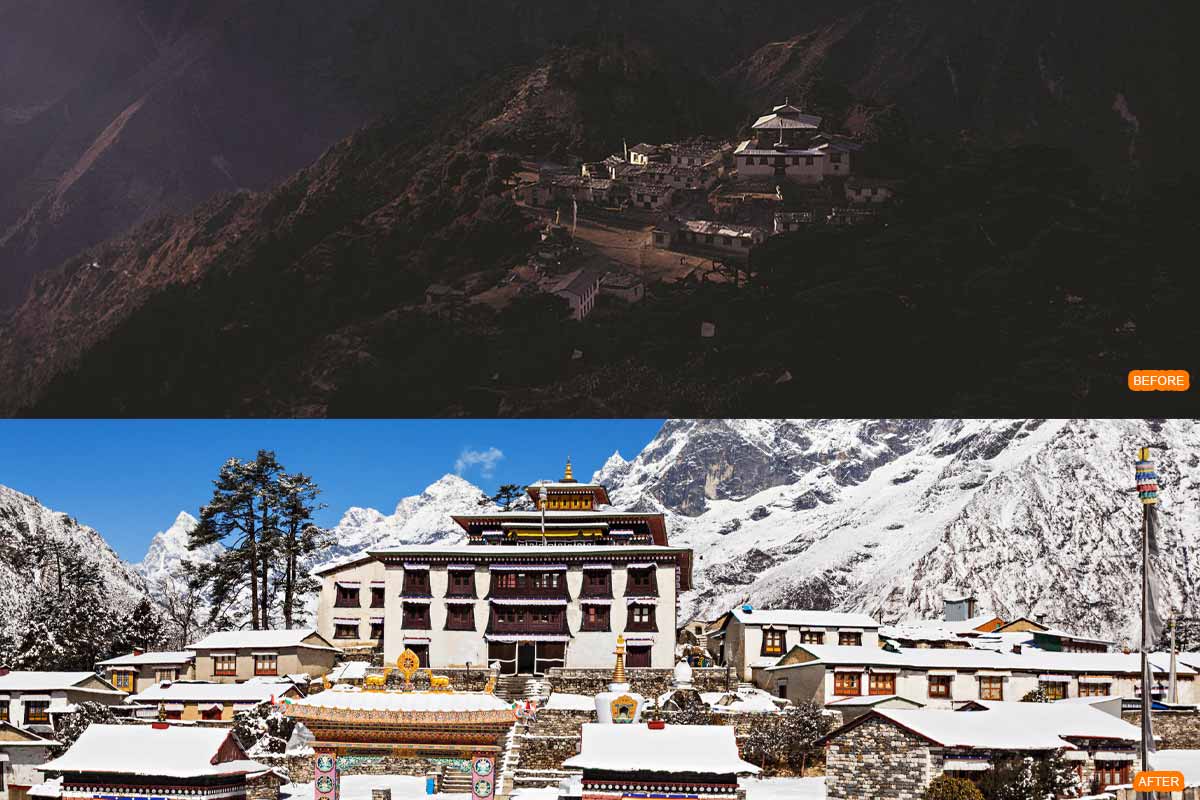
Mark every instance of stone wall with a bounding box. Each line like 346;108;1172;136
352;666;497;692
280;752;452;779
547;667;730;697
1121;709;1200;748
246;772;282;800
825;717;931;800
518;709;593;771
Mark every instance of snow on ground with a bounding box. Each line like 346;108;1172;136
283;775;467;800
511;788;560;800
1150;750;1200;786
741;776;826;799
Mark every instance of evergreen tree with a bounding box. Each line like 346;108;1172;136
480;484;524;511
779;701;835;772
155;563;207;650
275;472;330;629
925;775;985;800
1020;687;1050;703
120;598;166;652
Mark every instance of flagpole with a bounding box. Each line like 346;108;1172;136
1141;493;1151;772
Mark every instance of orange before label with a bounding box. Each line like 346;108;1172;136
1128;370;1190;391
1133;771;1184;791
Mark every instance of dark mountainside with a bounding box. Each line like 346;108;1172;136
0;0;868;311
2;0;1198;416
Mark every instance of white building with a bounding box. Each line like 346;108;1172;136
734;101;853;183
550;269;602;320
128;680;302;723
0;721;54;800
708;606;881;681
0;672;123;734
760;643;1197;708
653;220;766;256
95;650;196;694
314;465;694;676
627;143;660;166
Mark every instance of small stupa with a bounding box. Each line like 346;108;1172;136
660;658;706;712
594;635;645;724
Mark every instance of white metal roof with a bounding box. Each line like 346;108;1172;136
188;629;335;651
730;607;879;629
129;681;288;704
0;672;120;693
563;723;761;774
97;651;196;667
862;703;1139;750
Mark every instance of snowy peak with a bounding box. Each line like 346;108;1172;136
136;510;221;587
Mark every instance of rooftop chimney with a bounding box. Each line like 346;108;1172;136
0;666;9;677
133;647;146;657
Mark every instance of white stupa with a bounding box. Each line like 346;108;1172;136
594;635;645;724
673;658;694;689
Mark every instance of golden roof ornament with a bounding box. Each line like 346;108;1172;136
397;649;421;690
563;457;576;483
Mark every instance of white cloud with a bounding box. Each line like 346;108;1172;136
455;447;505;479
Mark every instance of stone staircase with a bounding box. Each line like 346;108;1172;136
494;674;551;703
440;771;475;794
497;715;525;796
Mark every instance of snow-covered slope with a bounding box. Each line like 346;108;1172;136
596;419;1200;644
136;511;224;587
0;484;152;639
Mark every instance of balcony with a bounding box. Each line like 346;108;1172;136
487;607;569;637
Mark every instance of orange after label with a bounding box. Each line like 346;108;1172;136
1128;370;1190;391
1133;771;1185;792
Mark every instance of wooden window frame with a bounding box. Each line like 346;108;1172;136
581;604;610;632
155;668;178;683
334;585;361;608
979;676;1004;701
761;629;785;657
333;622;359;640
833;672;861;697
800;630;824;645
838;631;862;646
1040;681;1067;701
213;654;238;676
1079;682;1111;697
24;700;50;725
253;653;278;677
626;604;657;632
446;570;476;598
111;670;134;691
0;700;8;722
444;604;475;632
927;675;952;698
370;586;386;608
868;673;896;696
626;645;652;668
402;602;431;630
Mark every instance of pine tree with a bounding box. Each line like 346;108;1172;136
1020;687;1050;703
480;484;524;511
120;598;166;652
275;472;330;629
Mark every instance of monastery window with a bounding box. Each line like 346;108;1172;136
155;668;177;683
164;707;183;721
445;605;475;631
1094;761;1131;790
254;653;278;676
582;604;610;632
626;645;652;669
447;570;476;598
24;700;49;725
838;631;862;647
111;670;134;691
979;676;1004;701
333;621;359;639
869;673;896;695
370;587;386;608
214;653;238;675
402;602;431;630
627;604;657;632
626;567;658;596
369;620;385;639
761;629;786;657
402;569;431;597
582;570;611;598
800;630;825;645
201;704;224;721
334;584;360;608
1079;681;1111;697
928;675;952;698
0;700;8;722
833;672;861;696
1040;680;1067;701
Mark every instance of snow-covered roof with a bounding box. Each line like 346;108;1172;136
770;644;1192;676
97;651;195;667
28;778;62;799
130;681;288;704
288;687;512;713
543;692;595;712
680;220;764;239
0;672;121;694
852;703;1139;750
40;724;268;778
326;662;372;682
700;688;780;713
1150;750;1200;787
563;724;760;775
879;624;962;643
751;113;822;130
367;544;686;558
188;629;337;651
730;607;878;629
825;694;923;708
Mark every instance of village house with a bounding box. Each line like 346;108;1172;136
708;606;882;681
631;163;716;191
39;723;270;800
760;643;1196;708
819;702;1142;799
772;211;818;234
626;181;673;210
652;220;767;257
0;671;124;734
127;680;302;723
187;629;341;684
627;143;661;166
845;178;898;204
95;650;195;694
733;101;859;185
0;721;54;800
314;463;694;675
598;272;644;304
550;269;602;320
665;144;723;169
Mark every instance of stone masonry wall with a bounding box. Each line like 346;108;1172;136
1122;709;1200;748
518;709;593;771
825;717;931;800
547;667;730;697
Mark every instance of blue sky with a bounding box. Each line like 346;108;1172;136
0;420;664;561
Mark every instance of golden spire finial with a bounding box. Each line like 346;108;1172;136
563;457;575;483
612;635;627;684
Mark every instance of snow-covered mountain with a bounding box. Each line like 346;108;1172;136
136;511;224;587
595;419;1200;644
319;474;488;565
0;484;152;639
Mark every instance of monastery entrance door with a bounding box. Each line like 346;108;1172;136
517;643;536;674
